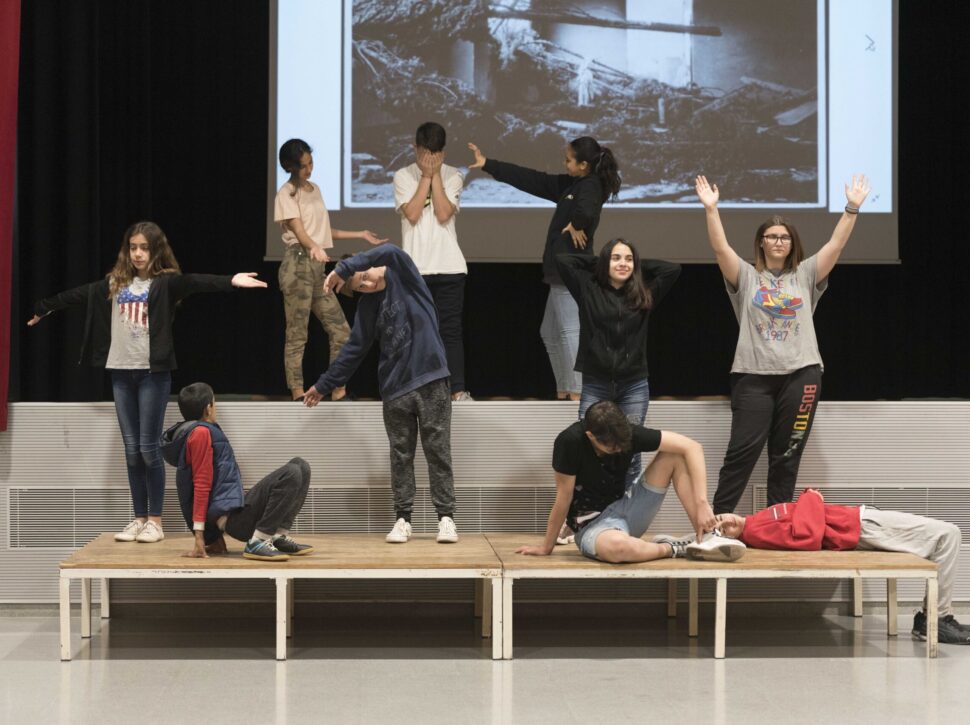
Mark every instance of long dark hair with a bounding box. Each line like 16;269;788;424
595;238;651;311
569;136;621;200
279;138;313;197
753;215;804;273
107;221;181;296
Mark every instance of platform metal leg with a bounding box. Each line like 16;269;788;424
481;578;492;639
59;578;71;661
100;578;110;619
276;578;288;661
852;578;863;617
886;578;898;637
287;579;294;638
80;578;92;639
714;578;727;659
926;577;938;659
501;577;513;660
490;578;502;660
688;579;699;637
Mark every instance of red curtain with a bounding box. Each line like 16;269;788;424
0;1;20;429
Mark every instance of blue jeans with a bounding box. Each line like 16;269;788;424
539;284;582;394
574;473;668;560
110;370;171;517
578;375;650;486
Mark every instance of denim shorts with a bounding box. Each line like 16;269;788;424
573;475;668;560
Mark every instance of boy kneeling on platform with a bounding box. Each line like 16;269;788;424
709;488;970;645
161;383;315;561
517;401;746;563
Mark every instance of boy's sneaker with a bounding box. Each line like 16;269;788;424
686;531;746;562
386;518;412;544
272;536;314;556
134;521;164;543
243;539;290;561
114;519;146;542
652;533;696;547
556;523;575;546
913;610;970;644
437;516;459;543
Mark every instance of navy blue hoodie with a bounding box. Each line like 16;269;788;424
312;244;449;401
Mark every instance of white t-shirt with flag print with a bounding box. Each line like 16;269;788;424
106;277;152;369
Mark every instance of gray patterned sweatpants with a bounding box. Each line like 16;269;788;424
278;245;351;391
382;377;455;518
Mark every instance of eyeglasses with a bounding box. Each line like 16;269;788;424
763;234;792;245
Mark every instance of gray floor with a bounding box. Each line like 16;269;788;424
1;607;967;724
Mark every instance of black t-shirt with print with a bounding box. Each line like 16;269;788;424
552;421;663;531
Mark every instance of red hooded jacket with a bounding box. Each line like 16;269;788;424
739;491;861;551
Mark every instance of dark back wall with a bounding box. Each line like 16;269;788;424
10;1;968;403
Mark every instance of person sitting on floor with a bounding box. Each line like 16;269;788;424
161;382;315;561
711;488;970;645
516;400;745;563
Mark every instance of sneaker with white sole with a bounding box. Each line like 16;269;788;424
437;516;459;543
114;519;146;542
134;520;164;543
652;533;692;558
556;522;575;546
386;518;412;544
686;531;746;562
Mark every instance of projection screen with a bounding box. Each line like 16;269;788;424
268;0;897;263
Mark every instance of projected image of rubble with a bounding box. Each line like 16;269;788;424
350;0;819;206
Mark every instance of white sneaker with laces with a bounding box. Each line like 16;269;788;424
651;532;696;547
114;519;146;542
386;518;412;544
437;516;459;543
556;522;575;545
686;531;746;562
135;520;164;543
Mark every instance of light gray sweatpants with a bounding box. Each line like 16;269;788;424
857;507;962;616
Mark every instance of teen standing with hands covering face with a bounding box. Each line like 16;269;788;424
28;222;267;543
467;137;621;400
275;138;387;401
695;174;871;514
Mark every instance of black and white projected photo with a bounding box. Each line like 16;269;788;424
349;0;820;207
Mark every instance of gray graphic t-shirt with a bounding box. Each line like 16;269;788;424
726;254;827;374
105;277;152;369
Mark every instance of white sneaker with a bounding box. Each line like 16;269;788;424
437;516;459;543
135;520;165;543
386;518;412;544
651;532;696;546
114;519;146;542
556;522;575;545
686;531;746;562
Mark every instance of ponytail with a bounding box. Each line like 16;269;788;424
569;136;621;201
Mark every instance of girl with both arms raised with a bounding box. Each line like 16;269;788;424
28;221;267;544
467;137;621;401
694;174;871;514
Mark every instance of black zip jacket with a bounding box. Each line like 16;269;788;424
482;158;605;284
34;273;234;372
556;253;681;381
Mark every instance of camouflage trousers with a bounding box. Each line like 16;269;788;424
278;245;351;391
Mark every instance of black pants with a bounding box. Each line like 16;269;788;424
224;457;311;541
423;273;466;394
712;365;822;514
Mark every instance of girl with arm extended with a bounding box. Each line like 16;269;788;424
467;137;621;400
275;138;386;401
694;174;870;514
28;221;267;544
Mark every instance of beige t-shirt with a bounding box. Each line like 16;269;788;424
393;163;466;275
274;181;333;249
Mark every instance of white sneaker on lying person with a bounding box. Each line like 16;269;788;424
651;532;696;547
686;531;746;562
556;523;575;546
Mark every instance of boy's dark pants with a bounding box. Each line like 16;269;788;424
382;378;456;520
224;457;311;541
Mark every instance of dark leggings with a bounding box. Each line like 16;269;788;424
712;365;822;514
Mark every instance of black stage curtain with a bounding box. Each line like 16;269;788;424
11;1;969;403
